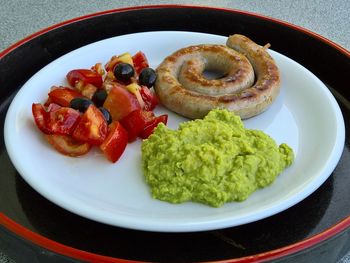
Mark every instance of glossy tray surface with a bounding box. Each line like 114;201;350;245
0;5;349;262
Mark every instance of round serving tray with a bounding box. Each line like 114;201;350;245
0;5;349;263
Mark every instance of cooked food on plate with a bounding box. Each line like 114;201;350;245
32;51;167;162
142;109;294;207
155;34;280;119
31;34;293;207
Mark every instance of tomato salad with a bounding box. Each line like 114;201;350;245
32;51;167;163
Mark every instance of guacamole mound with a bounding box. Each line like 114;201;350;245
141;109;294;207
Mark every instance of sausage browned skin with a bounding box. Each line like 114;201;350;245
225;34;281;117
155;35;280;119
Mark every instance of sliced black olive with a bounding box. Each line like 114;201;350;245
92;89;108;107
113;63;135;82
70;97;93;112
138;67;157;88
99;107;112;124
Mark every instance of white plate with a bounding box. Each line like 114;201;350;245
4;31;345;232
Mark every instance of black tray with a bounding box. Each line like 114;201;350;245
0;5;349;263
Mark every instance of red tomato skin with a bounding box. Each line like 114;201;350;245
66;69;103;88
32;103;81;135
120;110;154;142
47;87;82;107
46;103;61;112
140;114;168;139
72;105;108;145
100;121;128;163
46;107;80;135
132;51;149;75
44;134;91;157
32;103;51;134
140;86;159;111
103;85;141;121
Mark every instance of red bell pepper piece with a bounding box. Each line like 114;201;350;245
47;87;83;107
132;51;149;75
32;103;80;135
120;109;155;142
100;121;128;163
140;86;158;111
45;107;80;135
66;69;103;88
32;103;51;134
140;114;168;139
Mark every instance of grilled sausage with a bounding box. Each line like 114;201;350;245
155;34;280;119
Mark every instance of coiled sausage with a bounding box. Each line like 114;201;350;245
155;34;280;119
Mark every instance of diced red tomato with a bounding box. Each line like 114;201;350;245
32;103;81;135
46;103;61;112
66;69;103;88
103;85;141;121
140;114;168;139
72;105;108;145
44;134;91;157
120;110;155;142
47;87;82;107
140;86;158;111
100;121;128;163
132;51;149;75
32;103;51;134
45;107;80;135
33;50;166;163
120;109;167;141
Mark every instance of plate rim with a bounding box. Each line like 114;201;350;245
1;4;350;263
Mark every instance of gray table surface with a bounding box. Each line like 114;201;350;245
0;0;349;262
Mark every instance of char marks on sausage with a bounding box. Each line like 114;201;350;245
155;34;280;119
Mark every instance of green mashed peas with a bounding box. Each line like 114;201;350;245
141;109;294;207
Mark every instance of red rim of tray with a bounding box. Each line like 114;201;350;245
1;4;349;263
